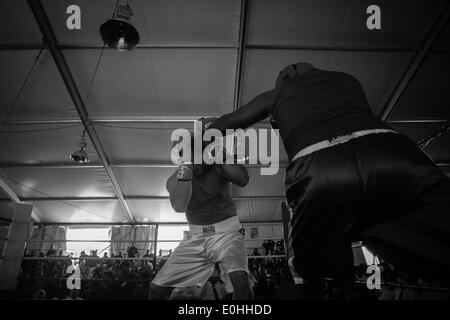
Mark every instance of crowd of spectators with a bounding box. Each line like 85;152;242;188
14;245;288;300
14;242;443;300
248;257;288;299
16;248;162;300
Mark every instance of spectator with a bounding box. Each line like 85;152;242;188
127;243;138;258
143;250;152;258
117;261;139;300
33;289;46;300
262;240;276;255
275;240;285;255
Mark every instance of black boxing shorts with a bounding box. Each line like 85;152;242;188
284;131;450;288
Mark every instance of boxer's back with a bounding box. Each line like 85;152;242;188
272;68;390;160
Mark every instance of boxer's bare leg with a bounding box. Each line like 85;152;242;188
229;270;254;300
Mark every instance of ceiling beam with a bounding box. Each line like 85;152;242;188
0;179;20;203
125;195;285;201
0;117;257;125
1;162;449;170
27;0;135;223
20;195;286;202
33;220;282;226
112;163;286;169
380;2;450;121
386;120;450;124
0;177;41;222
0;119;82;125
0;162;289;169
0;43;44;50
233;0;249;111
0;163;104;169
58;43;239;49
0;42;426;52
4;118;450;125
22;197;118;202
0;43;238;50
246;44;416;52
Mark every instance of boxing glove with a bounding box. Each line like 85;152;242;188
177;163;193;181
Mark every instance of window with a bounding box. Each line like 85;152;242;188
156;225;189;253
66;227;110;257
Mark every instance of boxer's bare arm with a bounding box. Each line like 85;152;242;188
166;172;192;212
217;164;249;187
208;63;310;132
209;89;276;132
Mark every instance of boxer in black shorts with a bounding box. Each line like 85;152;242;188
208;62;450;296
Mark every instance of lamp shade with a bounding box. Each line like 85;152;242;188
100;18;139;51
100;4;139;51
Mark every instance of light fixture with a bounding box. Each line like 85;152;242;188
100;2;139;51
71;129;89;164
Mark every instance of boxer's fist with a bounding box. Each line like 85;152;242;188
198;117;218;131
177;163;193;181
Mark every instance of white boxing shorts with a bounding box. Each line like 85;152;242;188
152;216;248;288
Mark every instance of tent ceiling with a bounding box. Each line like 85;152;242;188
0;0;449;224
246;0;447;49
435;20;450;49
0;1;42;44
114;167;174;197
130;199;186;223
42;0;241;46
390;124;450;163
0;123;96;164
94;121;287;164
0;50;77;121
241;50;413;116
0;167;115;198
390;52;450;120
65;49;237;118
113;166;285;198
26;199;127;223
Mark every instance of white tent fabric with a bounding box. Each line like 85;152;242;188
26;200;128;223
0;168;114;198
65;49;237;118
109;225;156;256
26;225;67;253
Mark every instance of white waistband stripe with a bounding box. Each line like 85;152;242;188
188;216;241;234
292;129;398;161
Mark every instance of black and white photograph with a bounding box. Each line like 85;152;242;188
0;0;449;313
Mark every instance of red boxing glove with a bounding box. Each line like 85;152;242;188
177;163;193;181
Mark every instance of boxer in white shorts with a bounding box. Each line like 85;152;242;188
150;157;253;300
